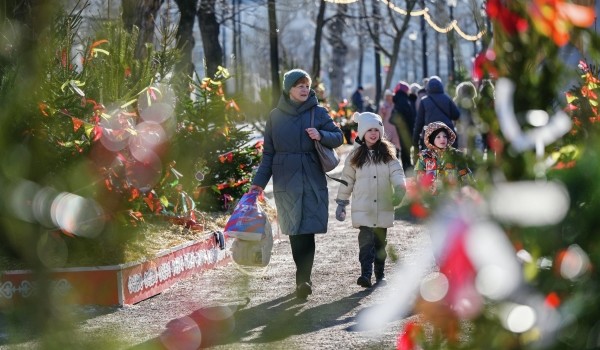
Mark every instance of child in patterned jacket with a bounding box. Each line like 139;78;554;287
414;121;473;196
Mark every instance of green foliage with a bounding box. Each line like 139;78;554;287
169;68;262;211
0;2;258;272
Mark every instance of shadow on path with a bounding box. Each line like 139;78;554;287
129;288;374;349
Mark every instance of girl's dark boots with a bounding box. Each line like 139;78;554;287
374;262;387;286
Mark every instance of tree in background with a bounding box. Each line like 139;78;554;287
361;0;418;91
122;0;164;58
268;0;280;108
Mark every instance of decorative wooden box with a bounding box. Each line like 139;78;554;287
0;232;230;306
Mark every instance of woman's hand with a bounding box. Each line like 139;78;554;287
249;185;263;193
305;128;322;141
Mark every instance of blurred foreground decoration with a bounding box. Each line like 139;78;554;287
359;1;600;349
1;3;258;266
0;3;259;346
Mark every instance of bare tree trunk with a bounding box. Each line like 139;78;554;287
357;41;363;87
384;35;401;90
173;0;197;76
311;0;327;80
198;0;223;78
361;0;416;90
122;0;164;58
268;0;280;107
372;0;381;110
327;6;348;104
232;0;243;92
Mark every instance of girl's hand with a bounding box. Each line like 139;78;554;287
335;204;346;221
305;128;322;141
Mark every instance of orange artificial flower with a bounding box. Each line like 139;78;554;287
529;0;595;46
38;102;49;116
88;39;109;59
72;117;84;132
225;99;240;112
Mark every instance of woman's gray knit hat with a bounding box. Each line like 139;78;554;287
282;69;311;95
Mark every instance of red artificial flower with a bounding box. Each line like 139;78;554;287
486;0;529;36
473;49;498;81
253;140;264;154
529;0;595;46
92;124;103;141
553;160;576;169
439;226;477;313
487;133;504;154
396;321;421;350
418;171;435;189
129;188;140;201
410;203;429;219
545;292;561;308
219;151;234;163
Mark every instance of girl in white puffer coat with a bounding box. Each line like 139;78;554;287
335;112;407;288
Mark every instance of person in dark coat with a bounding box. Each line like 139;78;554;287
250;68;344;300
351;86;365;112
413;77;460;150
391;81;415;171
408;83;420;117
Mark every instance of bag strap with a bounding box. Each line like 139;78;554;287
327;173;348;186
310;107;348;186
429;97;450;119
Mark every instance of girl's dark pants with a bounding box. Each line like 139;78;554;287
289;234;315;286
358;226;387;280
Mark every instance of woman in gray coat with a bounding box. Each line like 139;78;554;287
250;69;343;300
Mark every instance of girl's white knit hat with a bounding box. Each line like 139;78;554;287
354;112;384;140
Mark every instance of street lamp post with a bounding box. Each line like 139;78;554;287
448;0;457;84
420;0;428;81
408;31;418;82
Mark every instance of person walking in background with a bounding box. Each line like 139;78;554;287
453;81;484;154
250;68;344;300
335;112;406;288
351;86;365;112
414;122;473;196
392;81;416;171
378;89;402;155
364;96;375;113
476;79;496;156
415;78;430;113
408;83;420;117
413;76;460;151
